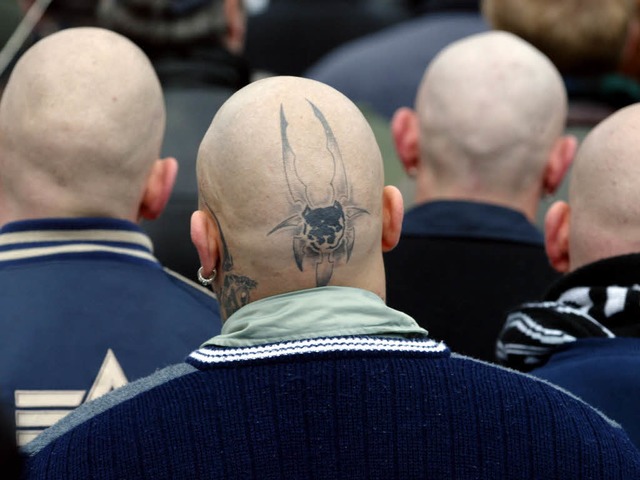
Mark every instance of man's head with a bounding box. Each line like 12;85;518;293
191;76;403;319
0;27;177;223
545;103;640;273
481;0;636;76
392;30;575;221
97;0;245;55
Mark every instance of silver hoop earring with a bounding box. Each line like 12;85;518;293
197;267;217;286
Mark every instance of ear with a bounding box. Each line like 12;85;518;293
543;135;577;195
381;185;404;252
191;209;220;282
138;157;178;221
391;107;420;177
544;200;571;273
223;0;246;54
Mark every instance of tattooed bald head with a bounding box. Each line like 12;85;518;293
193;76;403;318
0;27;167;222
545;104;640;273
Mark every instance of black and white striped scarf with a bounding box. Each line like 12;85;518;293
496;283;640;371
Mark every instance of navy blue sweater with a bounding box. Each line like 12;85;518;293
24;336;640;479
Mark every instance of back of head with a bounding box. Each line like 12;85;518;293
0;27;165;221
97;0;226;51
482;0;634;75
196;76;387;308
566;103;640;269
416;30;567;198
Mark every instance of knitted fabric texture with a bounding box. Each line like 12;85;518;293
24;336;640;479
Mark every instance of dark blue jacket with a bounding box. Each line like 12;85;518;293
533;337;640;448
0;217;221;446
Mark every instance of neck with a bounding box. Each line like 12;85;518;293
413;173;541;223
216;259;388;322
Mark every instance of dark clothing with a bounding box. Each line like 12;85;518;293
306;12;487;118
385;200;559;361
245;0;409;76
565;74;640;110
497;254;640;448
23;289;640;479
141;48;250;280
534;337;640;449
565;74;640;126
400;199;544;244
412;0;479;13
0;218;221;446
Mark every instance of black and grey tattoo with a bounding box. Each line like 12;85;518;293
268;100;369;287
204;202;258;318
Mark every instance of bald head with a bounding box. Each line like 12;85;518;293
415;31;568;203
565;104;640;269
193;76;400;316
0;27;166;221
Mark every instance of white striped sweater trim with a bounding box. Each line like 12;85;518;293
0;228;158;264
0;228;153;250
0;243;158;264
188;336;448;365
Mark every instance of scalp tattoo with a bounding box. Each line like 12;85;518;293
268;100;369;287
204;202;257;318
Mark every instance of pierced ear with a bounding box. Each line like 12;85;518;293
381;185;404;252
191;210;220;280
543;135;577;195
139;157;178;221
391;107;420;177
544;201;571;273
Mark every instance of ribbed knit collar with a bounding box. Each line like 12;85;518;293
202;286;428;347
0;217;159;266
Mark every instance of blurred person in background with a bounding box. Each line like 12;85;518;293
306;0;486;119
245;0;410;76
482;0;640;127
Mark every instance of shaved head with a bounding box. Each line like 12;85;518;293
567;104;640;269
415;31;567;200
0;27;165;220
194;76;397;316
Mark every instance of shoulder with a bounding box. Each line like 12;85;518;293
448;353;619;420
23;362;197;458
